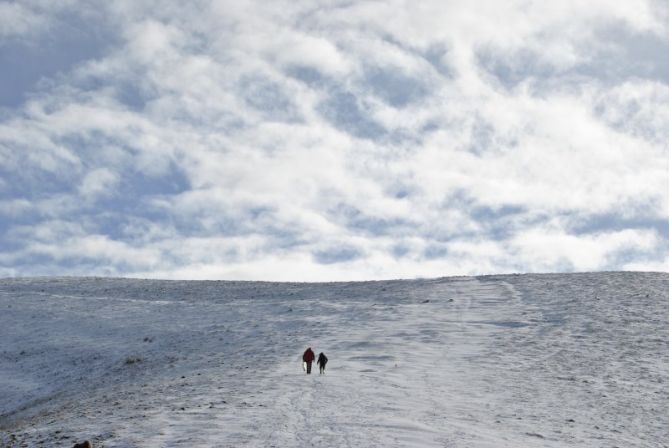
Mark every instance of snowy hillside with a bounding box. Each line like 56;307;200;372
1;273;668;447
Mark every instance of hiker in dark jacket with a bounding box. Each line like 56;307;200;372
317;352;328;374
303;347;315;374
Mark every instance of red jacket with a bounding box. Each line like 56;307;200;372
303;348;315;362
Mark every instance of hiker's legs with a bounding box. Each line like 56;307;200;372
306;361;312;374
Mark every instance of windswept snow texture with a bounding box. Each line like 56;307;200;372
1;272;668;447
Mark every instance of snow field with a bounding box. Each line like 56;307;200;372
1;272;668;447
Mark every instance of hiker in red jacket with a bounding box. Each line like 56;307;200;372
303;347;315;374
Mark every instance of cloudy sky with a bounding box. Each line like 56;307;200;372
1;0;668;281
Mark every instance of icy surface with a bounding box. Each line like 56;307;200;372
1;273;668;447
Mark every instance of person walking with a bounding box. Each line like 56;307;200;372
302;347;315;374
317;352;328;374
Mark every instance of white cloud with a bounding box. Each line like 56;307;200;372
26;234;161;270
509;228;659;272
0;199;33;218
0;3;48;39
78;168;120;200
1;0;668;279
624;256;669;273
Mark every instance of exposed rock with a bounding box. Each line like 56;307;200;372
73;441;93;448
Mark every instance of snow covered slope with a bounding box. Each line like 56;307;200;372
1;273;667;447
